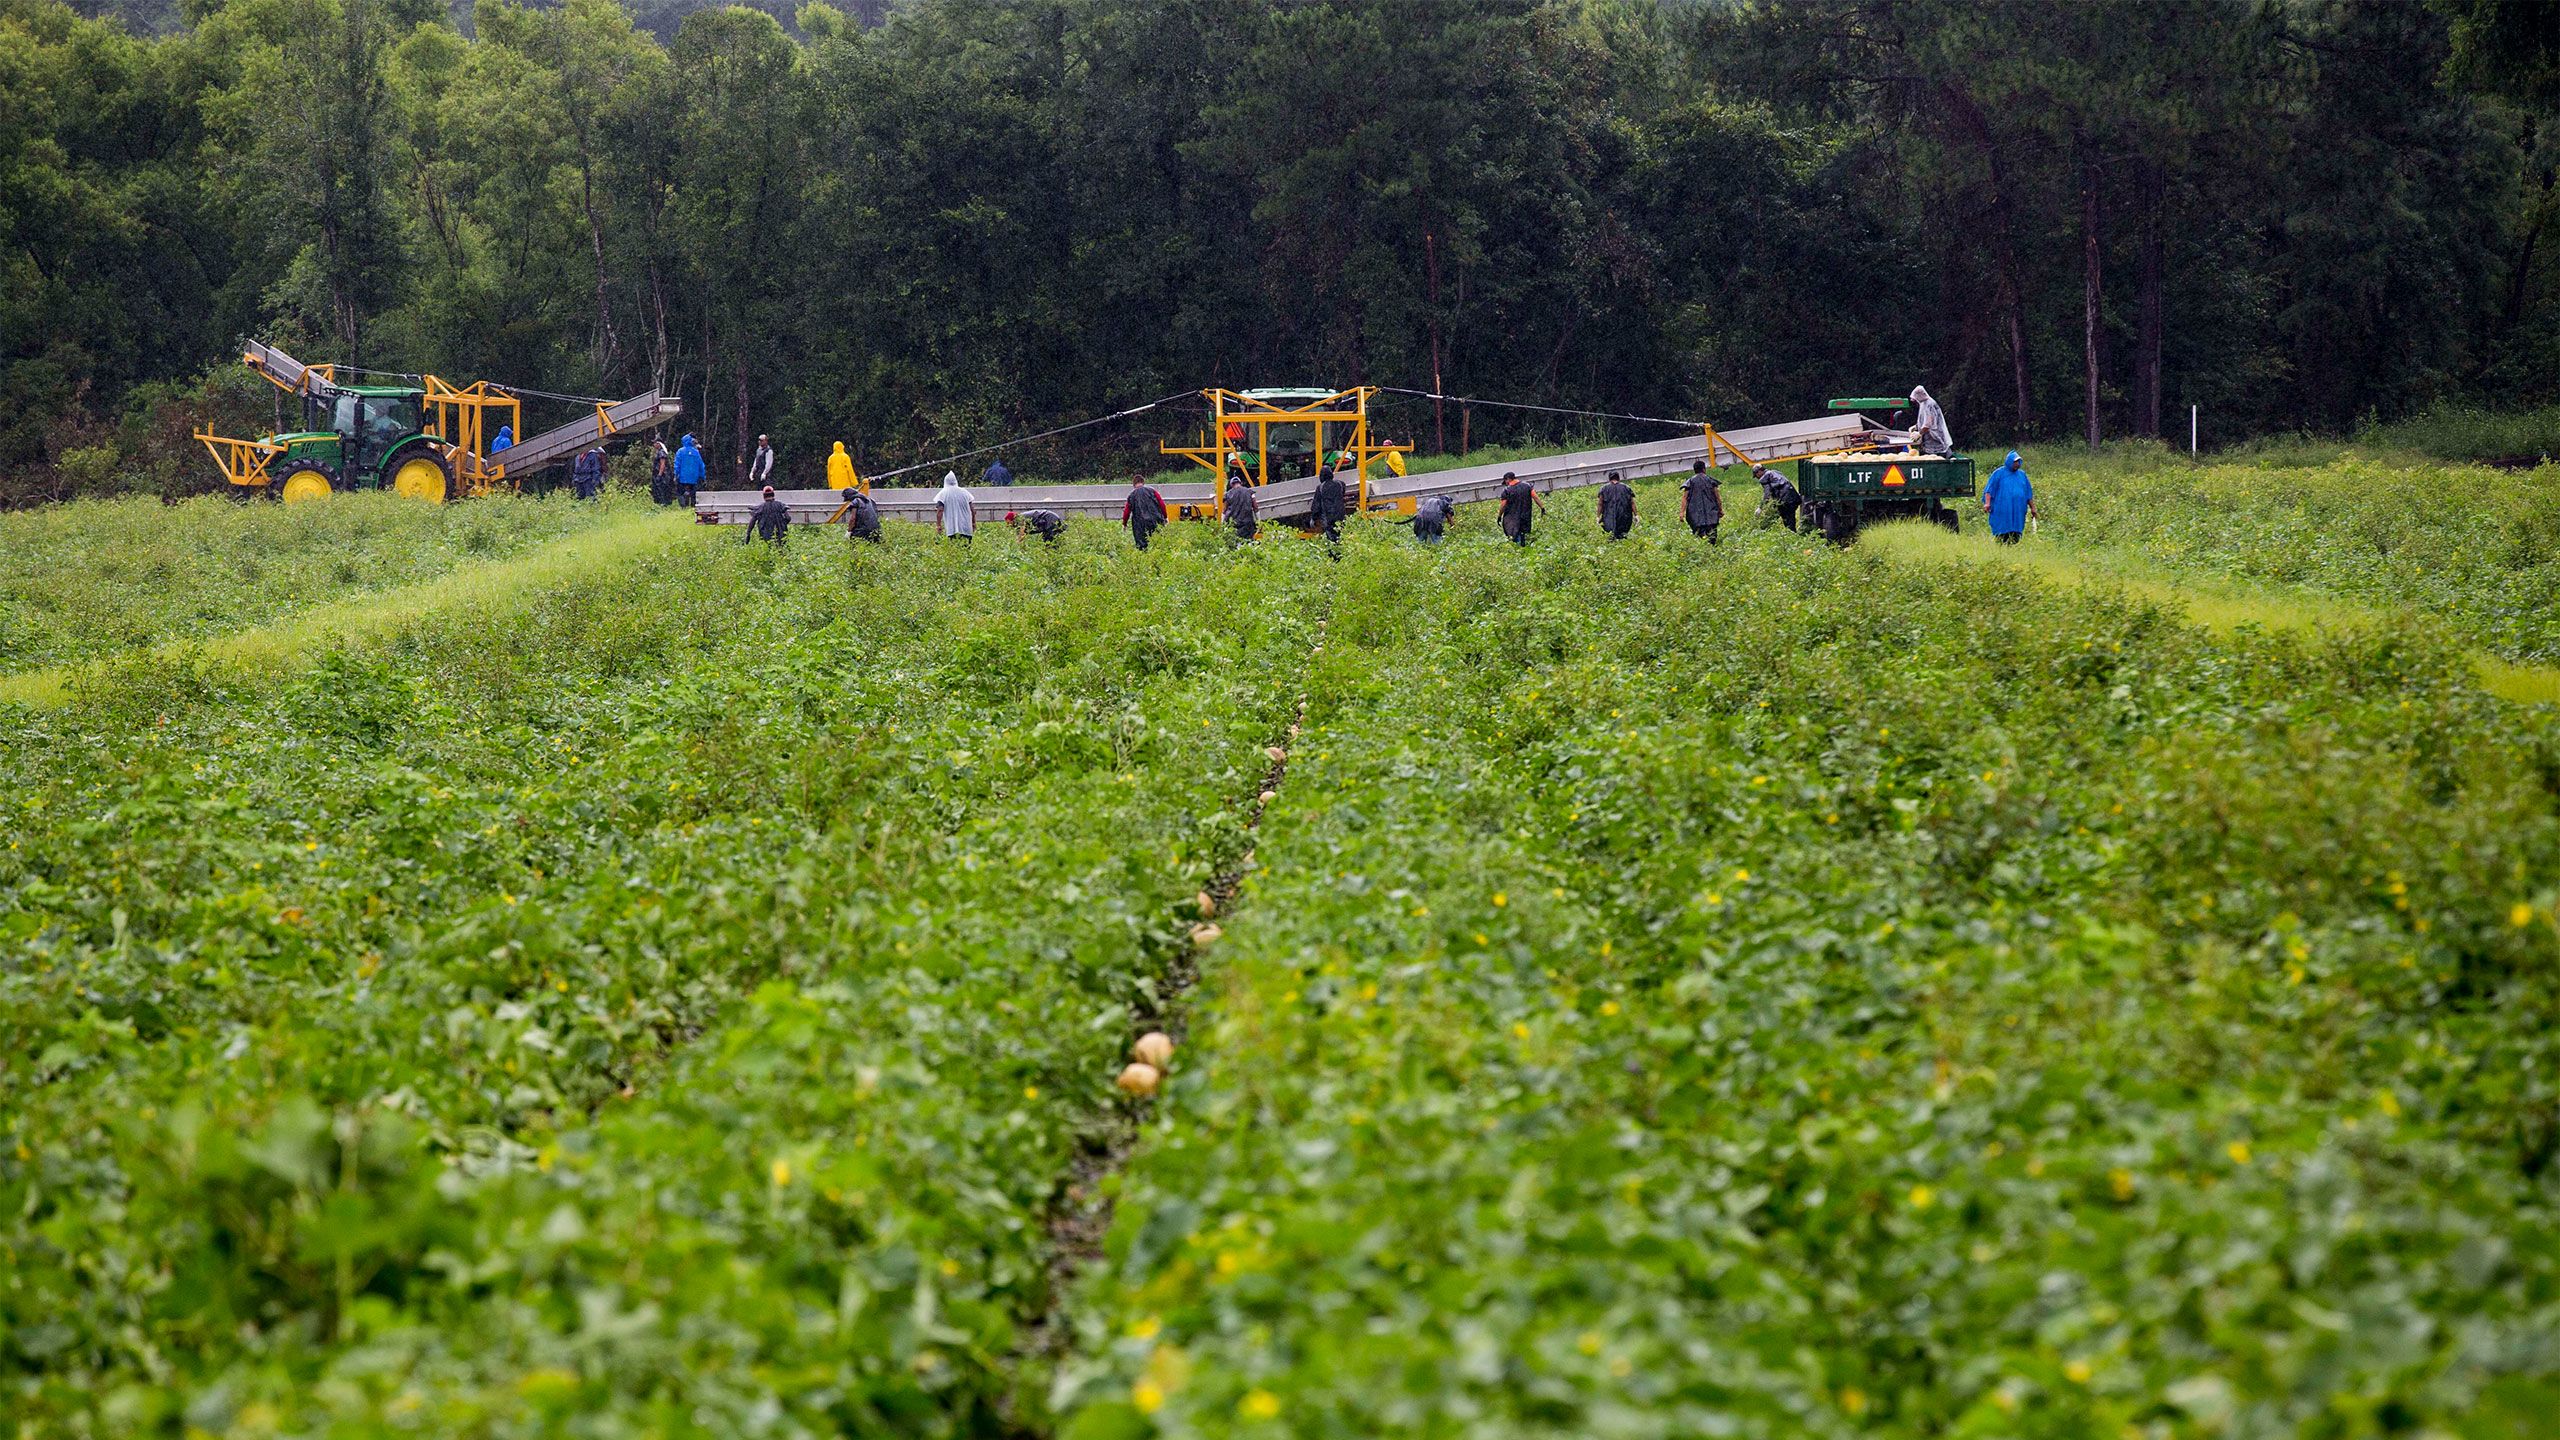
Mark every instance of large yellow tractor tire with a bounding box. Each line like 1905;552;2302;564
274;462;338;504
391;450;454;503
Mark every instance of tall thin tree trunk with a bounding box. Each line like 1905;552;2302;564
734;354;751;482
1941;83;2030;431
2136;158;2164;438
2079;132;2103;450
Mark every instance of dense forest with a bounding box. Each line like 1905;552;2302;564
7;0;2560;499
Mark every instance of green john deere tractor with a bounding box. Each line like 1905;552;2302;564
253;382;457;504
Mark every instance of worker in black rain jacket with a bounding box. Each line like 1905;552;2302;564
745;484;792;545
1310;465;1350;542
572;446;606;501
1682;460;1723;541
1408;494;1455;544
747;434;777;489
1596;471;1635;540
1753;464;1800;532
650;439;675;505
843;486;882;543
1122;478;1168;550
1225;475;1259;540
1498;472;1544;546
1011;508;1067;544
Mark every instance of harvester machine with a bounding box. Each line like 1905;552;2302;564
194;340;682;503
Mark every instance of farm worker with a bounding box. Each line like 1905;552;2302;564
1409;494;1455;543
1682;460;1723;541
1753;464;1800;532
1011;509;1067;544
1225;474;1259;540
1310;465;1350;542
1596;470;1635;540
1123;477;1168;550
1908;385;1952;454
650;439;675;505
1497;472;1544;546
827;441;858;491
935;471;975;539
982;458;1014;487
843;486;882;543
1982;450;2036;544
745;484;792;546
571;445;606;500
491;424;513;454
748;434;776;487
674;433;707;506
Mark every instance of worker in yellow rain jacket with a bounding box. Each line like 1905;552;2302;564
827;441;859;491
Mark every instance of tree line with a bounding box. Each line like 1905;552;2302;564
6;0;2558;501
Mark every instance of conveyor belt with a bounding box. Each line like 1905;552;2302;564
694;412;1899;528
483;391;684;479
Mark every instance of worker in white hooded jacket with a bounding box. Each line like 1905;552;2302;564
935;470;975;540
1908;385;1952;455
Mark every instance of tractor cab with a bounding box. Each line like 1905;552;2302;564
252;382;450;503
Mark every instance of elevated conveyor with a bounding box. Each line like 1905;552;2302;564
694;411;1901;529
477;391;685;483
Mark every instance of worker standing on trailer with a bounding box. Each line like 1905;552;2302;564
827;441;858;491
1682;461;1723;541
1010;509;1067;544
491;424;513;455
651;438;675;505
572;445;606;501
936;470;975;541
1225;473;1259;541
1409;494;1455;544
1596;471;1636;540
674;433;707;507
1498;472;1544;546
1908;385;1952;455
1311;464;1350;542
1123;476;1168;550
843;485;883;543
745;484;792;546
1753;464;1800;532
1982;450;2036;544
748;434;777;489
982;458;1014;488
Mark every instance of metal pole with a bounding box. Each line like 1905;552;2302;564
2190;404;2197;457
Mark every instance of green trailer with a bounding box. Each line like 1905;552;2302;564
1795;451;1976;543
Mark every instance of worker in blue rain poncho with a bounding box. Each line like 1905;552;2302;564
1908;385;1952;454
491;424;513;454
1982;450;2036;544
673;433;706;506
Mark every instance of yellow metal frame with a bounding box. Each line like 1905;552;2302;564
1163;387;1412;520
421;376;523;496
194;431;286;490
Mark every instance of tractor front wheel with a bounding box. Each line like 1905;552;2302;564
390;450;455;504
273;461;339;504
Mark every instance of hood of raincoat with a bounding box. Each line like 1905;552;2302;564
1909;386;1930;405
680;434;698;452
939;470;961;490
2004;450;2022;469
494;425;513;445
832;442;847;456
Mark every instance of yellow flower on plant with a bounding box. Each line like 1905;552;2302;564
2227;1141;2252;1165
770;1159;792;1187
2511;902;2535;928
1129;1315;1162;1340
1512;1022;1531;1039
2065;1358;2092;1384
1600;1000;1620;1016
1578;1331;1603;1355
1240;1389;1281;1420
2376;1089;2403;1118
1840;1386;1868;1416
1492;891;1508;908
1908;1184;1934;1210
2108;1168;2135;1201
1133;1381;1165;1415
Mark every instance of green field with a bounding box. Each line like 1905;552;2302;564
6;447;2559;1437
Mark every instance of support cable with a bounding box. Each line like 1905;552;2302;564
866;392;1201;484
1372;386;1705;431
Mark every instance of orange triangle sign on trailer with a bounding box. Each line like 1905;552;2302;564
1882;464;1907;487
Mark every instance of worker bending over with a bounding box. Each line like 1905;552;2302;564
745;485;792;545
1982;450;2036;544
843;486;882;543
1596;471;1635;540
1908;385;1952;454
1010;509;1067;544
1497;472;1544;546
1225;474;1259;540
1409;494;1455;543
1753;464;1799;532
1682;461;1722;541
1123;478;1168;550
